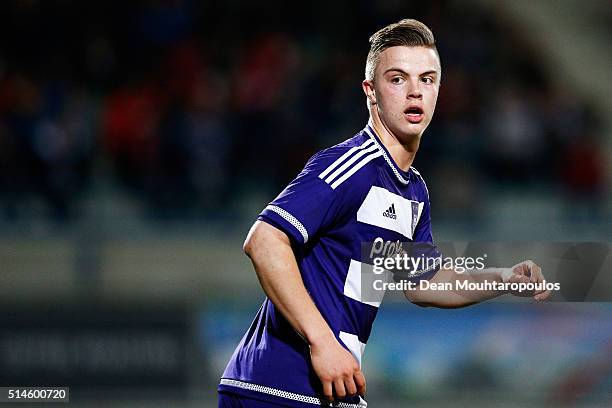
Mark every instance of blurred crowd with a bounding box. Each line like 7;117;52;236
0;0;607;222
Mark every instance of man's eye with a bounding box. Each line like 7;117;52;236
391;76;404;84
422;77;434;84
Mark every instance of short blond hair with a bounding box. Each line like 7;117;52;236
365;19;437;81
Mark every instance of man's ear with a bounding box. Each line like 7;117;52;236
362;79;376;105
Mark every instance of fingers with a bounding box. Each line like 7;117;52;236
525;260;539;282
522;260;551;302
333;377;346;399
525;261;552;301
512;261;528;276
507;274;532;297
322;379;333;401
344;374;357;397
527;260;543;288
324;368;364;401
508;274;530;284
506;260;554;301
354;369;367;396
311;340;366;401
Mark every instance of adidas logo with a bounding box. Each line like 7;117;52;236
382;203;397;220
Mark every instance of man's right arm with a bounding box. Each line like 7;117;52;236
243;220;366;401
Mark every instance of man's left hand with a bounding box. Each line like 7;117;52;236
506;260;551;301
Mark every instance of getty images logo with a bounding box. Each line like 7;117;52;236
382;203;397;220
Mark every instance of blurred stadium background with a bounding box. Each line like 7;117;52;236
0;0;610;407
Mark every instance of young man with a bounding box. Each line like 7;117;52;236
218;19;550;408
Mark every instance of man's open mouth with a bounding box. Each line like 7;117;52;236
405;106;424;123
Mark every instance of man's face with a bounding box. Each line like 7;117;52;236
365;46;441;142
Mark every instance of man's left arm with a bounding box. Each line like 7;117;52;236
404;260;551;308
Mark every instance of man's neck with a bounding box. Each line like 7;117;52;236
369;114;420;172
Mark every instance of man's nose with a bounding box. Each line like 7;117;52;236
407;79;422;99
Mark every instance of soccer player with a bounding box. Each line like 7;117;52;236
218;19;550;408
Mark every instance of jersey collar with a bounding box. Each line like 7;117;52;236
363;123;411;185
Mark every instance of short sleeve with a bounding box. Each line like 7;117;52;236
408;178;442;280
413;194;435;243
258;153;342;245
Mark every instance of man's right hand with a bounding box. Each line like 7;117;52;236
309;333;366;401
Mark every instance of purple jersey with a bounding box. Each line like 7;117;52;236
219;124;441;407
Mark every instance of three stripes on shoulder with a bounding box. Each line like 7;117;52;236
318;139;382;189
